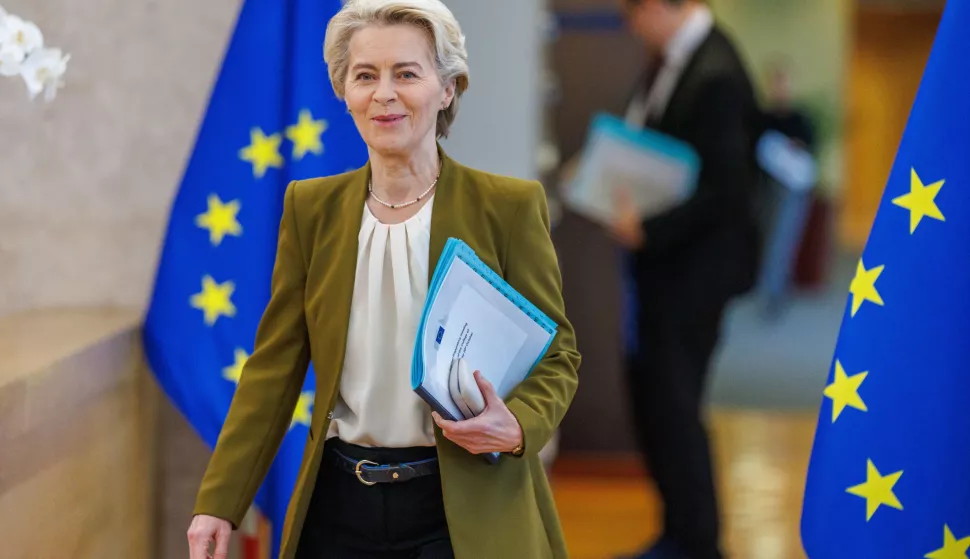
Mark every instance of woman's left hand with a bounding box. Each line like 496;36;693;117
432;370;524;455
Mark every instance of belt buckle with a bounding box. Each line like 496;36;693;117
354;459;378;486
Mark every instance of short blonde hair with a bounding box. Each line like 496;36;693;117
323;0;470;138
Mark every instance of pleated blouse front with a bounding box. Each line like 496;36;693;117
325;195;437;448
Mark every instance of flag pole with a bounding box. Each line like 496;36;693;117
240;506;261;559
258;512;271;559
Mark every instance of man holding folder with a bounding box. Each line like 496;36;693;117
609;1;762;557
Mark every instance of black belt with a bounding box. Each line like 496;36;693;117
329;448;440;486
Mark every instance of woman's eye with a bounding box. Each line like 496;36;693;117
399;71;417;79
355;73;374;81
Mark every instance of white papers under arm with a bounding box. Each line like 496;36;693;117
411;238;558;462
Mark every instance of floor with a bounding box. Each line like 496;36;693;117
709;250;857;411
551;409;819;559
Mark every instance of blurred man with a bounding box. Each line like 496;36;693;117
757;58;819;318
611;1;762;558
761;58;815;153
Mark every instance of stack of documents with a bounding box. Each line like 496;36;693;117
411;238;558;459
562;112;700;226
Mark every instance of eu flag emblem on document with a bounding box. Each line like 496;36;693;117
142;1;365;556
801;2;970;557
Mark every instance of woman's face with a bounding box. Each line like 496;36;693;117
344;24;455;157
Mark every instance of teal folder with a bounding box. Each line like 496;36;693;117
411;237;558;462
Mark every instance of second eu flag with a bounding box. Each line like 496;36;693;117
801;1;970;557
142;1;366;556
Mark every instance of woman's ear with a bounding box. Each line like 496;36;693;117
441;79;456;110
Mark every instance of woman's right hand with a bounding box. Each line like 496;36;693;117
187;514;232;559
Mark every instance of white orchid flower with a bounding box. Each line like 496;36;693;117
0;12;40;77
0;14;43;54
0;8;69;102
20;47;69;101
0;41;23;76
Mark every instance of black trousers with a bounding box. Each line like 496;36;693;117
296;438;454;559
627;291;726;559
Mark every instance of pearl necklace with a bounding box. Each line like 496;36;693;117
368;173;440;210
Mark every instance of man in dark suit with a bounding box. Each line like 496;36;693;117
609;1;762;558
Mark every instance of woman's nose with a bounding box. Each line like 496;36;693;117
373;77;397;104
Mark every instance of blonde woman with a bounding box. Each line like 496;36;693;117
186;1;581;557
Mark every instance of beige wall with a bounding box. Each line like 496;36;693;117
0;308;241;559
0;0;239;318
0;310;157;558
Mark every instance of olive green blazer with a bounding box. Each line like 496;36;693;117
193;147;582;559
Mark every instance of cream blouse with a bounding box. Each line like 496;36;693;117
325;195;437;448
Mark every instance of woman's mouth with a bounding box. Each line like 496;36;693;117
373;115;406;126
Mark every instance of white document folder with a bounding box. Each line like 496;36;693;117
563;112;700;226
411;238;558;462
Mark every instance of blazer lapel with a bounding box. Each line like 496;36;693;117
315;164;369;393
427;144;462;285
657;30;715;131
331;162;370;275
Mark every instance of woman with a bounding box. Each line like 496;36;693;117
187;0;581;557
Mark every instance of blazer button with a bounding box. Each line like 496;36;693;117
326;411;334;420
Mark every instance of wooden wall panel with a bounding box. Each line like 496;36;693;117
840;7;941;249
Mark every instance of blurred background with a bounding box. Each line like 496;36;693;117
0;0;946;557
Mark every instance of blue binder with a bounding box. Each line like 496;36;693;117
411;237;559;462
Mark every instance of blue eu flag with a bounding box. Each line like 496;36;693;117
142;1;365;556
801;2;970;557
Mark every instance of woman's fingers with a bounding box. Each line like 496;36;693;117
436;411;485;436
432;412;471;449
187;522;208;559
473;371;503;408
212;525;231;559
188;533;210;559
433;410;499;454
188;515;232;559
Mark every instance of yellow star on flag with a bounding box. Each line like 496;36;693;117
823;360;868;422
239;127;284;179
849;259;885;317
925;525;970;559
893;168;945;234
190;275;236;326
846;459;903;521
285;109;328;160
291;391;314;430
222;348;249;384
195;194;242;246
